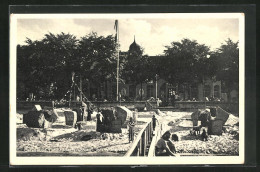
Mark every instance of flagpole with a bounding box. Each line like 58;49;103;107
116;20;119;102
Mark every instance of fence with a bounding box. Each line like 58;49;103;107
17;100;238;114
17;101;157;110
124;119;153;156
174;101;238;114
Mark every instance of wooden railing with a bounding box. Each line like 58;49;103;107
147;123;167;157
147;126;160;157
124;119;153;157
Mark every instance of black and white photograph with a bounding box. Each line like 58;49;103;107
10;13;245;165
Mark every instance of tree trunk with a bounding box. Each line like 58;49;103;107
140;82;143;100
74;84;76;101
105;81;107;100
97;85;100;100
189;84;192;100
88;81;91;100
80;74;82;101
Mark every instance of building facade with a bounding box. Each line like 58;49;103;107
87;38;223;102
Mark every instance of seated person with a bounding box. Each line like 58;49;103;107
155;131;176;156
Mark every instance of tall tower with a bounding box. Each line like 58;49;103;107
128;36;142;56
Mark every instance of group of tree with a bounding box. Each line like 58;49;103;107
147;38;239;97
17;32;118;100
17;31;239;101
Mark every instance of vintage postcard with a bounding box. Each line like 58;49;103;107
10;13;244;165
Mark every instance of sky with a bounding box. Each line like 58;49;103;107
16;16;239;56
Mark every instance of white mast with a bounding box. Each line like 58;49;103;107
115;20;120;101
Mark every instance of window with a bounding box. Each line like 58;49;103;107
147;85;153;98
112;85;116;99
190;85;198;99
214;85;220;98
203;85;210;98
129;85;135;98
168;88;175;96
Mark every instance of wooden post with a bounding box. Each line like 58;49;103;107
147;125;150;143
151;122;153;137
139;139;142;156
147;127;149;141
148;124;151;142
140;133;143;156
146;128;149;146
150;122;153;141
137;147;140;156
143;130;147;156
149;123;152;142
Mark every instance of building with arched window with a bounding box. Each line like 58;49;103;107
198;80;222;101
89;38;223;103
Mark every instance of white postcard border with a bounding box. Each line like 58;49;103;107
10;13;245;165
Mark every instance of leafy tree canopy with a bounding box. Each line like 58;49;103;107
214;39;239;92
17;32;118;100
163;38;211;84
